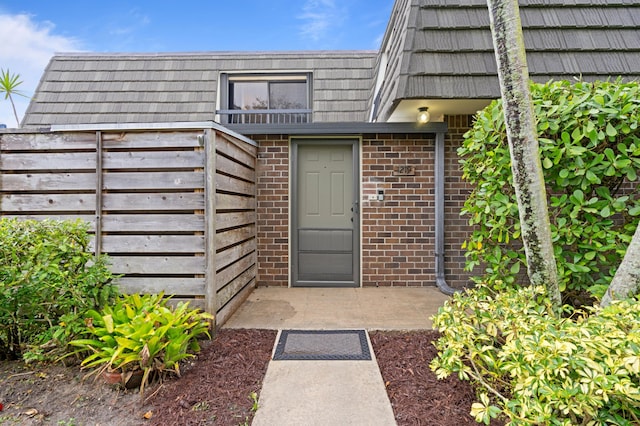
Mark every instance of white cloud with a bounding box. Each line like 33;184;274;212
0;13;81;127
109;8;150;37
297;0;344;44
373;32;385;50
105;8;152;52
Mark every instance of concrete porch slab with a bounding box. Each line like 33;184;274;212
223;286;450;331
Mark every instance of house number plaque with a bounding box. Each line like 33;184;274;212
393;165;415;176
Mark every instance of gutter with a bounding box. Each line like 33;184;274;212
434;131;457;295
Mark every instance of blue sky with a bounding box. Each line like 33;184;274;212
0;0;393;127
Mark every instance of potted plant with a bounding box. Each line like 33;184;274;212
69;292;213;394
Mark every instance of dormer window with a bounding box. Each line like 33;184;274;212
218;73;312;124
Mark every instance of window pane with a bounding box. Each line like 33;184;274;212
230;82;268;110
269;81;307;110
225;75;310;124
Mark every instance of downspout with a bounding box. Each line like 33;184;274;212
435;130;457;295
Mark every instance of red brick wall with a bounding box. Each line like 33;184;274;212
251;117;477;289
360;133;436;287
444;115;478;287
251;135;290;287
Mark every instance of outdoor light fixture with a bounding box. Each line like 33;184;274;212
417;107;430;124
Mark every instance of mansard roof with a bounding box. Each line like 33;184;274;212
371;0;640;121
22;0;640;127
22;51;376;128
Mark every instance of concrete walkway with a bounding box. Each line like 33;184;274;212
223;287;450;425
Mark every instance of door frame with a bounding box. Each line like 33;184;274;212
290;137;361;287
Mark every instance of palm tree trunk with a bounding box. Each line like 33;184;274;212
486;0;562;310
9;94;20;127
601;223;640;306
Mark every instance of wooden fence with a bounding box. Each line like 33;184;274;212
0;124;258;326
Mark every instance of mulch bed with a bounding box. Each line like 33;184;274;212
1;329;503;425
370;330;503;426
149;329;501;425
147;329;277;425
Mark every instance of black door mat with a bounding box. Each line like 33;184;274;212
273;330;371;361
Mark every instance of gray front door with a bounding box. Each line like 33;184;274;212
291;139;359;287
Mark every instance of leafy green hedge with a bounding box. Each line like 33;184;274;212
0;218;118;360
459;80;640;300
431;286;640;425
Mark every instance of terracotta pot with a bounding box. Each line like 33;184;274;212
101;369;144;389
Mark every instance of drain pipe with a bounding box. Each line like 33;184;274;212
434;131;457;295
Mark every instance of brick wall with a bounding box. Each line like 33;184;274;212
444;115;478;287
251;117;477;288
360;133;436;287
251;135;290;287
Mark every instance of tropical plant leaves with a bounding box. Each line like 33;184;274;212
459;79;640;298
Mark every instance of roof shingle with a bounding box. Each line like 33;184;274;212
22;0;640;127
371;0;640;121
23;52;376;128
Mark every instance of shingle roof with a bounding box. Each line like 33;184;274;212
372;0;640;121
23;51;376;128
22;0;640;127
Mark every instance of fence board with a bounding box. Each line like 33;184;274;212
215;254;256;292
0;153;96;170
103;151;204;169
102;193;205;211
108;256;205;274
216;225;256;250
216;211;256;231
101;235;205;253
216;240;256;271
215;174;255;196
215;279;254;328
216;155;254;182
2;173;96;191
166;298;205;311
102;214;204;232
0;132;96;151
216;265;256;310
1;194;96;212
103;171;204;190
216;134;257;168
1;214;95;225
117;277;205;296
215;193;255;210
102;131;202;149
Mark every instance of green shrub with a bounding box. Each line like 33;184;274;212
459;79;640;300
0;218;118;360
70;292;214;394
431;285;640;425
